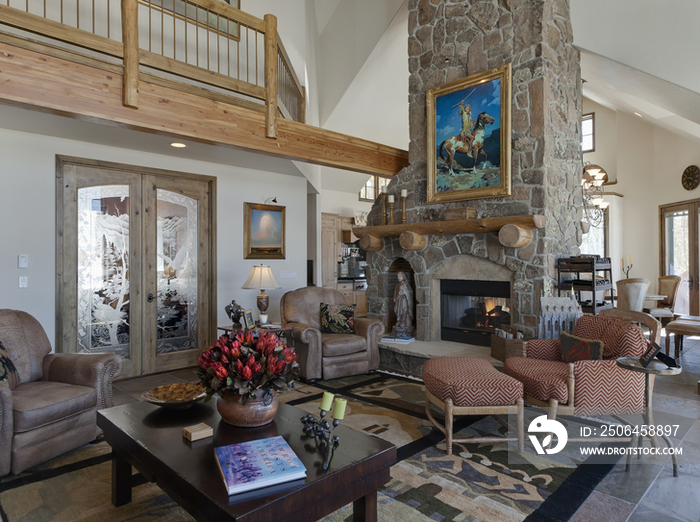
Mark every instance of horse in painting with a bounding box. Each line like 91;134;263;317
439;112;495;175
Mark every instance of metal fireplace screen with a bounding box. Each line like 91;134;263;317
440;279;511;346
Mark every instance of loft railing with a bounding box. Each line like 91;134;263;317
0;0;305;136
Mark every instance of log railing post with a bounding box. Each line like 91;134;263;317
264;14;278;138
121;0;139;108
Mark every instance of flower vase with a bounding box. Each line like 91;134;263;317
217;389;278;427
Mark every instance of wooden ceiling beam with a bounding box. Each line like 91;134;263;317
0;42;408;177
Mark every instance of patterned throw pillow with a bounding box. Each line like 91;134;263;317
320;303;356;334
560;332;604;363
0;340;20;390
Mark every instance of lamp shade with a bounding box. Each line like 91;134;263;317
241;264;281;290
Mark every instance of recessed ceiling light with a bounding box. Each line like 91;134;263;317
170;142;187;148
634;112;643;118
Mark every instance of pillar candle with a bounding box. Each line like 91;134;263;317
387;195;394;203
332;398;347;420
629;255;632;265
621;258;624;270
401;189;407;197
320;391;334;411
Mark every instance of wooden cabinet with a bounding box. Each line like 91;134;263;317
337;282;354;302
321;213;341;288
354;291;367;317
340;216;358;243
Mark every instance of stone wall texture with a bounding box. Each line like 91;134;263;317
366;0;583;340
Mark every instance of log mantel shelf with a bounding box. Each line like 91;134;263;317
353;214;545;251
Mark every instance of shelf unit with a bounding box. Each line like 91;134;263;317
557;257;614;315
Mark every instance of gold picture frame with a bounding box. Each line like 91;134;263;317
243;309;255;330
427;63;512;203
244;202;286;259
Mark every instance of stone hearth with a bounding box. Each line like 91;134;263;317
365;0;583;341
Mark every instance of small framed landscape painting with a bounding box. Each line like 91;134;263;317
244;203;285;259
426;63;512;203
243;309;255;330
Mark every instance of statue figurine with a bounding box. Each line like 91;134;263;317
393;272;414;337
225;300;244;328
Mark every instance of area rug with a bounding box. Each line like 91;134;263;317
0;373;619;522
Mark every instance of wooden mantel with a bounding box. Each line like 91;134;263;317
353;214;546;251
0;40;409;177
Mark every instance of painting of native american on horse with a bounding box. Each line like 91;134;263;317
427;63;511;203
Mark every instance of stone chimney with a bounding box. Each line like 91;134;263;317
365;0;583;340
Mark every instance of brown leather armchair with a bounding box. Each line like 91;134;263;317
0;309;123;476
280;287;385;382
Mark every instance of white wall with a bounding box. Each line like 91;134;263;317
586;101;700;294
0;128;307;348
583;99;618;182
320;189;372;218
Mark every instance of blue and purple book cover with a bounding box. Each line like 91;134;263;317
214;436;307;495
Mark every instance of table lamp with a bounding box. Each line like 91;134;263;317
241;264;281;324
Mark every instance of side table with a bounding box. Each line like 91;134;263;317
217;324;296;348
616;356;682;476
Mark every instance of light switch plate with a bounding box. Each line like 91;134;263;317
19;276;28;288
18;255;28;268
279;271;285;279
285;270;297;279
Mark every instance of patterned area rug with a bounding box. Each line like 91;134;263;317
0;373;618;522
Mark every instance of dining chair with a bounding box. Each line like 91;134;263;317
646;275;681;325
616;278;650;312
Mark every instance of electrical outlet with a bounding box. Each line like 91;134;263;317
19;276;28;288
18;255;28;268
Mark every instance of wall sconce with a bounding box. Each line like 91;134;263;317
582;163;609;228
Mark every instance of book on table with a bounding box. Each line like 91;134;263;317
381;336;415;344
214;436;307;496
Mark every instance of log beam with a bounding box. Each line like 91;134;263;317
121;0;139;108
359;234;383;251
263;14;278;139
399;231;427;251
0;42;408;177
498;224;533;248
353;214;545;239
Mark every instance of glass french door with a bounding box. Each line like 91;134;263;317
660;201;699;316
57;157;216;378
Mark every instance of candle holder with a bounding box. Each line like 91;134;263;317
381;192;387;225
388;199;395;225
300;410;341;470
623;264;633;278
400;195;407;224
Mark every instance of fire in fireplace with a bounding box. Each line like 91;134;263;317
440;280;511;346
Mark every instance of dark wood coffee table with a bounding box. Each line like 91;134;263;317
97;401;396;522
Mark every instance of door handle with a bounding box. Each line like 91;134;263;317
147;292;155;303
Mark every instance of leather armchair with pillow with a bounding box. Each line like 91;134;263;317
0;309;123;476
280;287;385;382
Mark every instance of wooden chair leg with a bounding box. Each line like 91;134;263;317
445;398;454;456
516;398;524;453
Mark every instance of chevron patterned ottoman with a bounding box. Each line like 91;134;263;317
423;357;524;456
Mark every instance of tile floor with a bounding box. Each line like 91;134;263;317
112;333;700;522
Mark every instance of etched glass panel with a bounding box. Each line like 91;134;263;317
156;189;199;354
77;186;131;357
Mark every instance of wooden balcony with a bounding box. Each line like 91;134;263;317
0;0;408;176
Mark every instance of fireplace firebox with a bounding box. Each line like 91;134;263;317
440;280;511;346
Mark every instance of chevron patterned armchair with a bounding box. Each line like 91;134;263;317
504;311;658;419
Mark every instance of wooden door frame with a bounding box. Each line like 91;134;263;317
56;156;217;376
659;198;699;315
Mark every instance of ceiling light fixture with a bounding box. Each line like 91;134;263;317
170;142;187;148
581;162;609;229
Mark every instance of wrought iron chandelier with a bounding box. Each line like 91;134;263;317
581;163;609;228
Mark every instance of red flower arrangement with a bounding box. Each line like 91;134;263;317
197;329;299;403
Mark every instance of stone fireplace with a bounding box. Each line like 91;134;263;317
364;0;583;342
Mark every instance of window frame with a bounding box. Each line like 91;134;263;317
359;175;391;202
582;112;595;153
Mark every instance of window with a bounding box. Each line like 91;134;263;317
581;113;594;153
580;208;608;258
359;175;391;202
